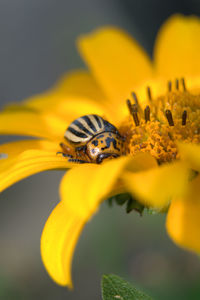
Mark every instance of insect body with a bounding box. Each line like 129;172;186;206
59;114;124;164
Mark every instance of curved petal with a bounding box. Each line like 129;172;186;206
123;161;189;208
41;201;84;288
3;96;115;134
46;96;111;125
61;157;133;217
41;157;130;287
3;70;113;129
0;139;59;155
154;14;200;78
166;175;200;253
78;27;154;110
40;153;157;287
0;111;66;141
178;142;200;171
0;149;71;192
53;70;107;102
0;139;60;171
23;71;108;111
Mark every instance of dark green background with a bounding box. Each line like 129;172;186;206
0;1;200;299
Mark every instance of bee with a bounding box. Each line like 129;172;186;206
58;114;125;164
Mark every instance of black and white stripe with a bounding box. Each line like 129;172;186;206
64;114;117;144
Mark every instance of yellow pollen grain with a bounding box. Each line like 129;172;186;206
120;89;200;164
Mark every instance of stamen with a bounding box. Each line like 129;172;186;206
182;110;187;125
144;105;150;122
165;109;174;126
181;78;186;91
126;99;132;114
132;112;140;127
125;78;200;164
127;99;140;126
168;81;172;92
147;86;152;101
175;79;179;90
131;92;139;106
132;104;140;126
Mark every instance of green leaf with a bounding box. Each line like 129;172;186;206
101;274;153;300
126;199;144;215
107;193;144;215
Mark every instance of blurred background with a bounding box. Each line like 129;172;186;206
1;0;200;299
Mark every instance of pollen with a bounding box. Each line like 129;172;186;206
120;79;200;164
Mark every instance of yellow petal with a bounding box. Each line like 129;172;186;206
154;14;200;78
54;70;106;102
41;153;157;287
41;156;134;286
0;111;66;140
78;27;153;110
123;161;189;208
127;77;171;111
0;149;70;192
178;142;200;171
0;139;60;171
41;201;84;287
23;71;108;111
3;70;113;128
0;139;59;155
2;96;111;137
166;175;200;253
61;157;131;217
47;96;111;125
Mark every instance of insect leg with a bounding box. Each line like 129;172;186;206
58;142;75;157
56;152;73;158
68;158;91;164
59;142;89;163
60;142;72;153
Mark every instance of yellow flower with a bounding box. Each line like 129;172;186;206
1;14;200;287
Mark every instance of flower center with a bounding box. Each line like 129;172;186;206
120;78;200;164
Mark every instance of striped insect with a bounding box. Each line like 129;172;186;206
58;114;125;164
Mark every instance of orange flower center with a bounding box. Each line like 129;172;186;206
120;79;200;164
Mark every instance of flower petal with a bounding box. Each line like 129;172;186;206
0;139;59;155
41;153;157;287
0;111;66;140
178;142;200;171
0;149;70;192
46;96;111;125
123;161;189;208
2;96;111;136
0;139;60;171
3;70;113;129
61;157;130;217
78;27;153;107
154;14;200;78
54;70;107;102
23;71;108;111
166;175;200;253
41;201;84;287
